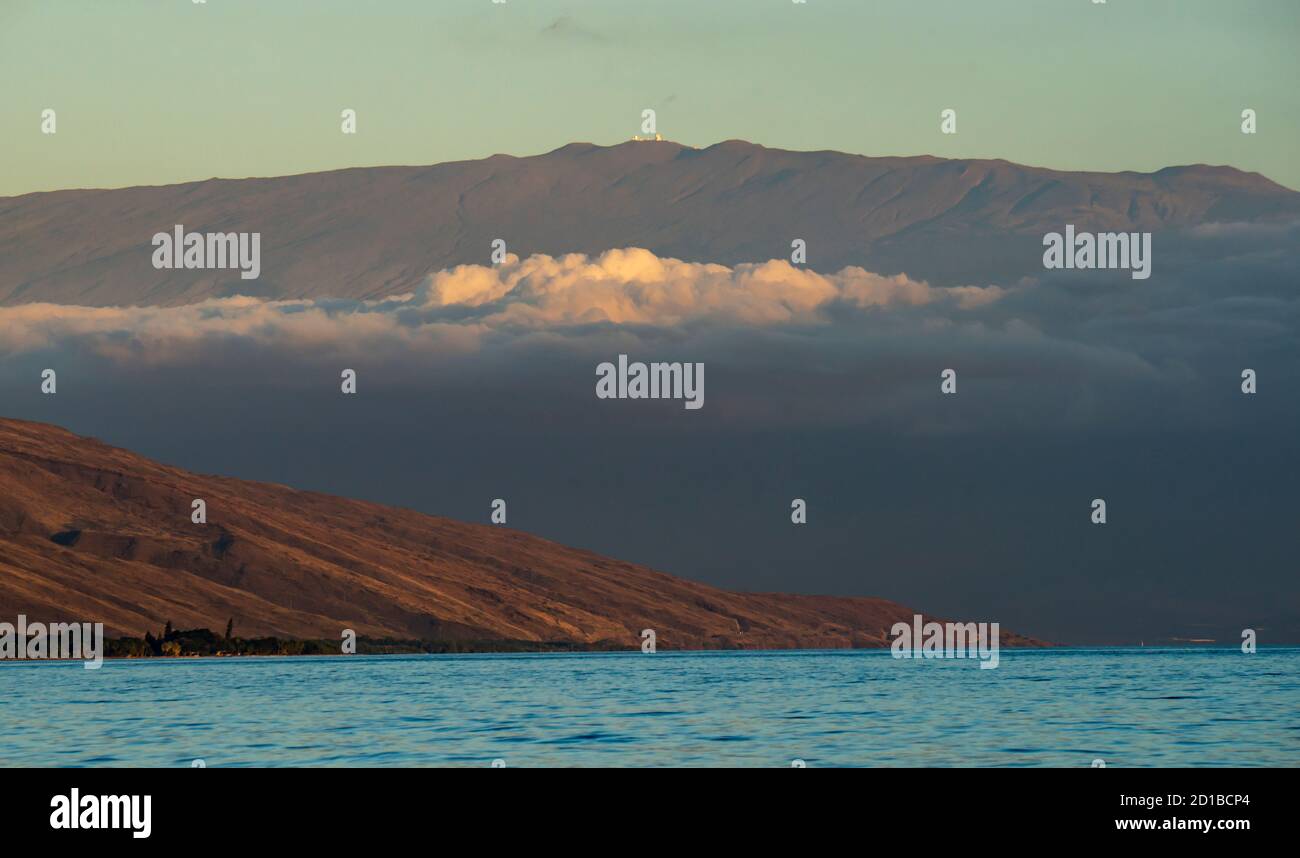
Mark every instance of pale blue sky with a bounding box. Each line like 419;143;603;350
3;0;1297;195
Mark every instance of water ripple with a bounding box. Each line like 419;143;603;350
0;648;1296;767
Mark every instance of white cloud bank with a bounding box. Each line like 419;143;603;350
0;249;1003;357
421;248;1002;324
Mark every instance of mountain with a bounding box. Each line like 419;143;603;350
2;140;1297;307
0;417;1043;649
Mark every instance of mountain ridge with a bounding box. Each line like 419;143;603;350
5;139;1293;196
3;139;1296;307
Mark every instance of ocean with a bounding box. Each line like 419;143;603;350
2;648;1296;767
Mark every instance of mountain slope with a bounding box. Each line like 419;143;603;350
0;417;1042;649
2;140;1296;306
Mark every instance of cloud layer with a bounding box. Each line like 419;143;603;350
0;248;1001;357
1;235;1296;436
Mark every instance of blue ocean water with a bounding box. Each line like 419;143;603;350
1;648;1295;767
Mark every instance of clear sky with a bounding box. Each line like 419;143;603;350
3;0;1298;196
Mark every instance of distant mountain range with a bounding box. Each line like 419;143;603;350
0;418;1044;649
2;140;1297;307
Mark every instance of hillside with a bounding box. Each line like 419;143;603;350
0;417;1043;649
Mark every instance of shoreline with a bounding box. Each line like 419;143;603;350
5;643;1292;666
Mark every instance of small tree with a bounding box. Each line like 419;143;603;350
225;618;234;641
163;620;173;639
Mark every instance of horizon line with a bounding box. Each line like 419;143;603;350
6;137;1295;199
